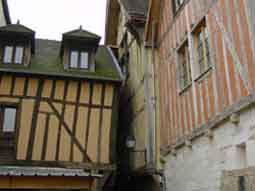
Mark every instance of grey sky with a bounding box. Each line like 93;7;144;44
7;0;107;43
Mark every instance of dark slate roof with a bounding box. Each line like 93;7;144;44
0;23;35;34
120;0;149;16
0;166;102;177
0;39;122;82
63;28;101;41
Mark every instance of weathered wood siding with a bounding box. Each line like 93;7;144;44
157;0;255;150
0;74;116;165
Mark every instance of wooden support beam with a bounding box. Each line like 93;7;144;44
0;176;93;189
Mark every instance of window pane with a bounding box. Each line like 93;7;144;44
80;52;88;69
3;108;16;132
3;46;13;64
70;51;79;68
14;46;24;64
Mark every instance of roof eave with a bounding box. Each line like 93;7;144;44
0;69;123;83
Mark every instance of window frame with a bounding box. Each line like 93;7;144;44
192;18;212;79
2;44;25;65
0;105;17;135
0;103;18;151
69;49;89;70
177;40;192;92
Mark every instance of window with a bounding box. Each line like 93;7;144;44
238;176;246;191
3;45;24;65
178;42;191;90
193;21;211;76
173;0;185;13
69;50;89;69
0;107;16;133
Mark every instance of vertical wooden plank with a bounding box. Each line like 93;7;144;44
222;38;233;105
97;84;106;162
92;83;102;105
45;115;59;161
167;61;174;144
73;106;88;162
104;84;114;107
70;81;81;162
87;108;100;163
100;109;112;163
42;80;53;98
237;0;255;90
59;126;71;162
54;80;65;100
32;113;46;161
217;31;229;108
199;82;205;124
59;104;75;161
55;81;68;161
27;78;39;97
66;81;78;102
17;99;35;160
185;92;192;134
26;80;43;160
201;81;209;122
0;75;12;95
73;145;83;163
206;13;220;114
195;83;202;126
84;82;93;161
224;0;241;101
188;89;196;130
207;75;215;116
172;60;179;142
13;77;25;96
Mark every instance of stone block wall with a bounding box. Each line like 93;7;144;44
164;106;255;191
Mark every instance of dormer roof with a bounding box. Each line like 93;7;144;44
0;23;35;35
62;27;101;43
61;27;101;57
0;23;35;53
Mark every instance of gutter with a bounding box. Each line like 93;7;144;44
106;46;125;83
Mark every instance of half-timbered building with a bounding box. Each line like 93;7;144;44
0;22;122;190
145;0;255;190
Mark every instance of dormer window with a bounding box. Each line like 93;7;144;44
0;22;35;67
61;26;101;72
3;45;24;65
70;50;89;69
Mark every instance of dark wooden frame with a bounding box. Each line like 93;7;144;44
2;44;25;65
0;101;21;161
69;49;90;70
191;17;212;79
177;40;192;92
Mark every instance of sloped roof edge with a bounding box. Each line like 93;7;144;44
2;0;11;24
63;28;101;40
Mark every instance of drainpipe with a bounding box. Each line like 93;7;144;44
152;19;167;191
144;23;156;169
152;19;160;171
